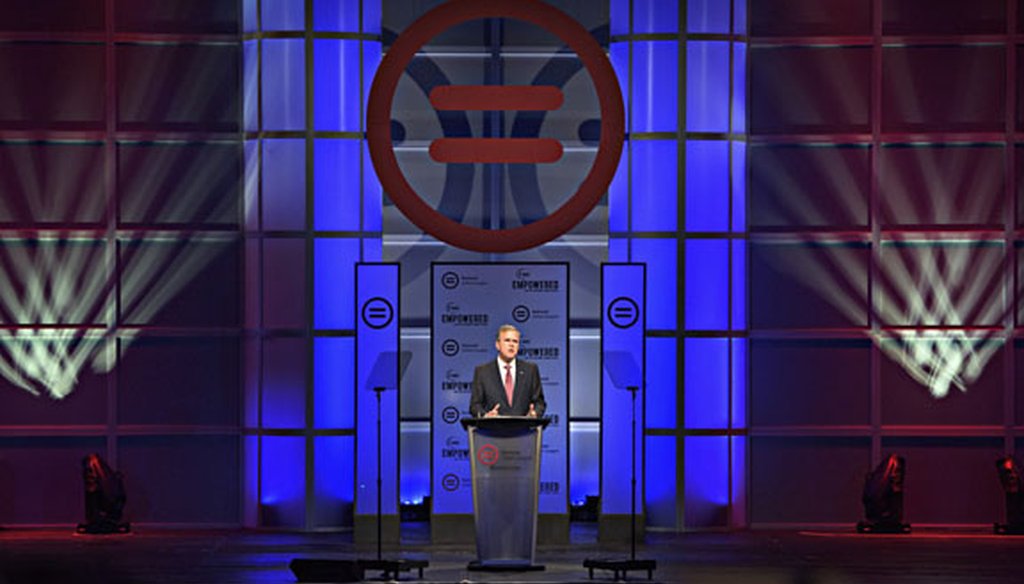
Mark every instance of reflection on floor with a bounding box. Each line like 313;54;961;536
2;523;1024;583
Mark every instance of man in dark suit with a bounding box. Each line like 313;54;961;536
469;324;546;418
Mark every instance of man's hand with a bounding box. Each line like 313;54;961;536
484;403;500;418
527;403;537;418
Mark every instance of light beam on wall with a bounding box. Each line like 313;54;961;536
753;144;1008;399
0;140;238;399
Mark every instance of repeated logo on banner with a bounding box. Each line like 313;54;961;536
432;263;568;514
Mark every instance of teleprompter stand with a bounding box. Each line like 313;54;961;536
291;352;426;582
583;375;656;580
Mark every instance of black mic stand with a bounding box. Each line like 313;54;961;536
583;385;656;581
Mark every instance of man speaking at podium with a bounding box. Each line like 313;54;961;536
469;324;546;418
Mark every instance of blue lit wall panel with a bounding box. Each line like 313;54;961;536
243;41;258;131
685;239;728;329
314;140;360;230
631;140;678;231
262;39;305;131
645;337;677;429
569;422;599;504
363;143;382;232
732;44;747;133
734;0;747;33
732;240;746;329
610;0;628;36
610;43;629;124
686;140;730;232
362;238;382;261
731;339;747;428
684;436;729;528
688;0;731;33
645;435;677;528
314;40;362;132
634;0;678;33
608;237;628;262
261;436;305;527
687;41;730;133
633;42;678;132
684;338;729;429
314;0;359;31
262;139;306;231
731;141;746;231
363;42;381;115
609;143;629;232
314;337;354;429
262;0;304;31
243;0;258;33
313;435;354;527
313;238;358;329
261;338;307;429
400;422;429;504
631;239;676;330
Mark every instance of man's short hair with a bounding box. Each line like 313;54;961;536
495;324;520;340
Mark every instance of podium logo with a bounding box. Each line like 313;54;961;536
477;444;500;466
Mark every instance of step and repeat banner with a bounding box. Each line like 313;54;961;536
432;263;568;515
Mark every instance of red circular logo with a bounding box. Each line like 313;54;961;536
366;0;625;253
477;443;500;466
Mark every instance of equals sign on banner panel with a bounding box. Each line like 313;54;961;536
427;85;565;164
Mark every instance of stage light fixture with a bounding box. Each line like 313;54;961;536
856;454;910;534
995;456;1024;535
76;453;130;535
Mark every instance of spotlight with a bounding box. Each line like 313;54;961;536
856;454;910;534
995;456;1024;534
76;453;130;534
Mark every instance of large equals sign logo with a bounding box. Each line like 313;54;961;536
366;0;624;254
427;85;565;164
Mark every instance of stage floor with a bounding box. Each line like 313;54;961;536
2;524;1023;584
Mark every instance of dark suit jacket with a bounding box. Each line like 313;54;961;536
469;359;546;417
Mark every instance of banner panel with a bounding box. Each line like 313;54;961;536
356;262;400;516
601;263;646;515
432;263;569;515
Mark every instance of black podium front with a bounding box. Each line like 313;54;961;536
461;416;550;571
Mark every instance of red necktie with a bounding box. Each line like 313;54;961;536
504;365;514;405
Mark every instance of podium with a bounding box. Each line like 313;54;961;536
461;416;550;571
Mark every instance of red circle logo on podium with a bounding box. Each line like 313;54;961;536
366;0;625;253
477;444;500;466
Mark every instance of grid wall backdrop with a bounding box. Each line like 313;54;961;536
0;1;244;526
242;0;383;529
748;0;1019;527
608;0;747;530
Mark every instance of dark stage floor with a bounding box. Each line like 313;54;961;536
2;524;1024;584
